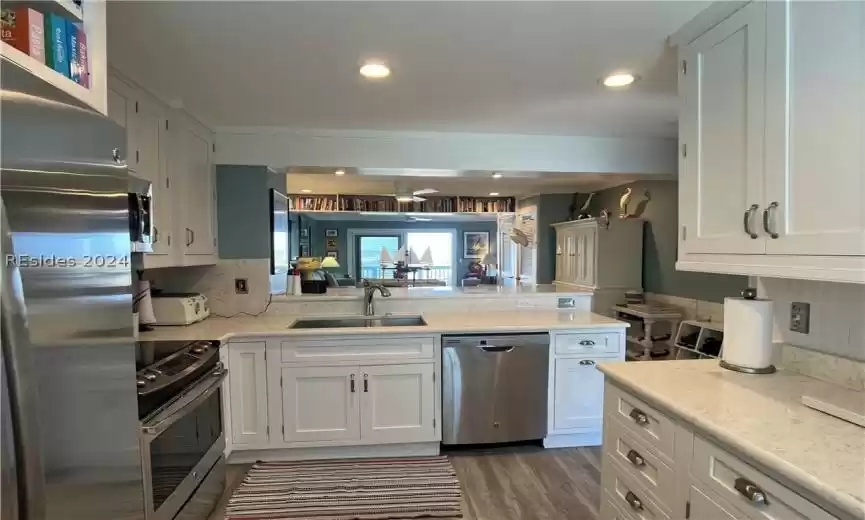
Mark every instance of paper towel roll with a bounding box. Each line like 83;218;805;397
721;296;774;371
137;280;157;326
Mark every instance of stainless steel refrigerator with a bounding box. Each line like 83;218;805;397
1;84;143;518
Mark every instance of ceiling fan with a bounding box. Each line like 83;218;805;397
389;188;439;202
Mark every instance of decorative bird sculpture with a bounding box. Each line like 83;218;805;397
577;193;595;219
619;188;633;218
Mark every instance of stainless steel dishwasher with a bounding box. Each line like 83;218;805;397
442;333;549;445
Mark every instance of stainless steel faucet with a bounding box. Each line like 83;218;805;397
362;280;391;316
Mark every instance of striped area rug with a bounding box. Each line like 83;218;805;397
224;457;464;520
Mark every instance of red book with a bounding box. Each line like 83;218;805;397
1;7;45;63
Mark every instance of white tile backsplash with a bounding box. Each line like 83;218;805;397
146;259;270;317
757;277;865;361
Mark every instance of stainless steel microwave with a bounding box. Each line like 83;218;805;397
129;173;154;253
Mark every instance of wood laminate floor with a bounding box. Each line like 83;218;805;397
208;445;602;520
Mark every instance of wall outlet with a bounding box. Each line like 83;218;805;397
790;302;810;334
235;278;249;295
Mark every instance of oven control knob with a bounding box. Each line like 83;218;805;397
136;379;147;388
143;373;157;382
191;346;205;354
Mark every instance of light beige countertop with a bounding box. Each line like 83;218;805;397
272;284;593;302
138;310;626;342
599;360;865;520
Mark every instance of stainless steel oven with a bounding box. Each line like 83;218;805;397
137;341;227;520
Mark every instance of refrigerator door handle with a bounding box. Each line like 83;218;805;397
0;201;47;520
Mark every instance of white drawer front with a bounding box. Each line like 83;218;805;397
604;384;675;463
281;336;435;363
555;332;621;356
603;417;674;511
602;491;638;520
602;455;670;520
691;436;837;520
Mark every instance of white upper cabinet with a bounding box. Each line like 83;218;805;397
680;1;767;255
676;0;865;282
175;116;217;258
764;1;865;256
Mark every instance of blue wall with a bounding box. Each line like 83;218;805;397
216;165;285;260
306;219;497;279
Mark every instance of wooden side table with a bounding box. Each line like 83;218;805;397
612;304;683;361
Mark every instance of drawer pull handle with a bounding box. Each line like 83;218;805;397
350;374;355;393
579;359;596;366
629;408;650;426
626;449;645;467
625;491;643;512
735;477;769;505
578;340;596;346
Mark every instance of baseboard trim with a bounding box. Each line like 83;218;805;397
227;442;441;464
544;431;602;448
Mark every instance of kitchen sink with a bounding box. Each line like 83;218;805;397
288;315;427;329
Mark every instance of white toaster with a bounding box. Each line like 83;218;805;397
151;293;210;326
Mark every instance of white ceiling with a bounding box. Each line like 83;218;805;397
107;1;707;138
286;168;650;197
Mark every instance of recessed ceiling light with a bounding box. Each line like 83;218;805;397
492;172;503;179
602;72;638;88
335;169;345;176
300;189;312;193
489;192;500;196
360;61;390;79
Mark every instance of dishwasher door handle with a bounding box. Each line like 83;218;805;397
478;345;516;353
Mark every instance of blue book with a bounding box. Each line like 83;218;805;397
66;20;81;84
44;14;68;77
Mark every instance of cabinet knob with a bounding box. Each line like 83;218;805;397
762;202;780;239
735;477;768;505
626;449;645;467
629;408;650;426
743;204;759;239
625;491;644;512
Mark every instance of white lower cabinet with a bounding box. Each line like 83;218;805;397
228;342;268;446
225;335;441;458
281;366;359;443
600;383;842;520
360;364;436;444
553;356;616;431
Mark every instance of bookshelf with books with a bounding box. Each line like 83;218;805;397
288;194;516;215
1;0;107;115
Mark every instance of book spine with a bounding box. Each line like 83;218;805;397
44;14;68;77
77;28;88;87
2;8;44;62
67;21;79;84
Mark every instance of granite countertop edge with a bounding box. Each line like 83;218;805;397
598;363;865;520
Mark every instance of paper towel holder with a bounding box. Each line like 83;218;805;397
719;288;777;375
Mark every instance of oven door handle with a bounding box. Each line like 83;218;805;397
141;364;227;437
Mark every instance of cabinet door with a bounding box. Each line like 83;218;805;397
178;121;216;256
228;343;269;446
135;98;171;256
575;227;596;287
688;485;741;520
106;85;134;171
764;1;865;255
554;230;564;282
680;2;767;255
360;364;436;444
282;366;360;443
553;357;616;431
563;229;577;283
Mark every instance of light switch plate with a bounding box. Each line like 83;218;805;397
790;302;810;334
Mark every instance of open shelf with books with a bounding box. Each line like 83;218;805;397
288;194;516;214
1;0;106;114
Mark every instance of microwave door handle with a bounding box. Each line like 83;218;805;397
141;366;227;437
